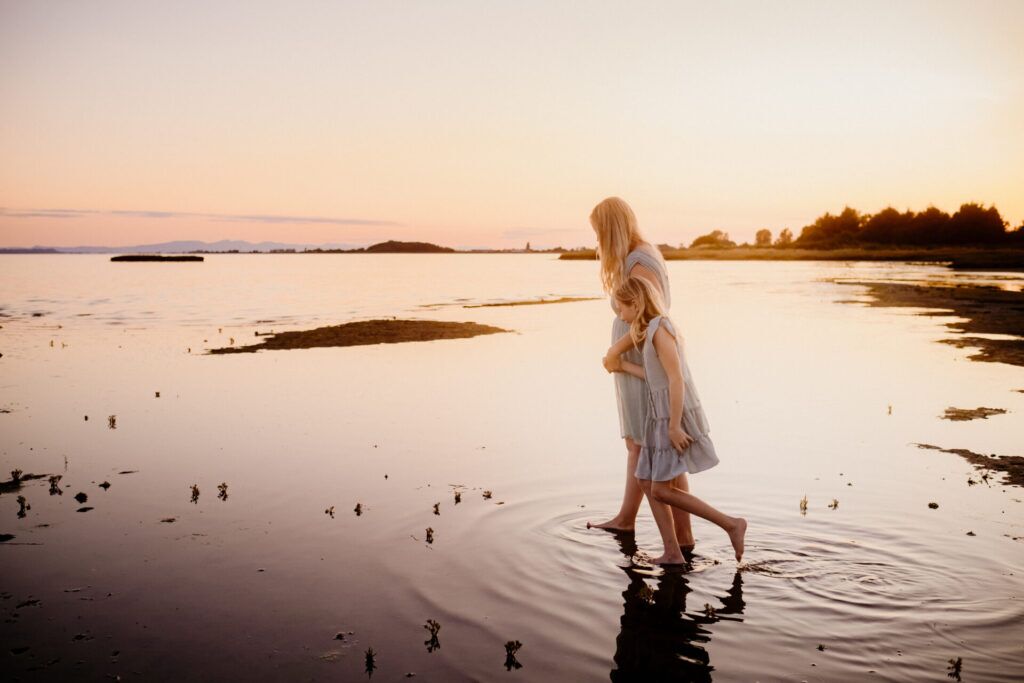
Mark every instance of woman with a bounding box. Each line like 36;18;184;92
587;196;694;551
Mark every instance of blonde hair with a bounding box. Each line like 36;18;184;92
590;196;644;293
613;275;668;347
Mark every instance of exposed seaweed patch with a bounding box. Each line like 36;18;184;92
941;407;1007;421
208;319;510;354
834;280;1024;367
916;443;1024;487
463;296;599;308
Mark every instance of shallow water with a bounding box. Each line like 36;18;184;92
2;254;1023;680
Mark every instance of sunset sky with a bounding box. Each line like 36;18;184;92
2;0;1022;249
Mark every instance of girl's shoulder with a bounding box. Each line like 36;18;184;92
649;315;678;340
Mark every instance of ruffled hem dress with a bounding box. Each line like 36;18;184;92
611;246;672;442
634;316;720;482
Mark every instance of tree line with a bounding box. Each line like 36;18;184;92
687;203;1024;249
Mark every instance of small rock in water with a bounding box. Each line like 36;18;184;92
425;527;434;544
433;502;440;516
454;491;461;504
966;531;976;536
160;518;176;523
190;484;199;504
817;644;826;651
482;490;493;500
217;482;228;501
928;502;939;509
76;507;93;513
107;415;117;429
155;391;160;398
828;498;838;510
354;503;362;516
74;492;88;504
99;481;111;490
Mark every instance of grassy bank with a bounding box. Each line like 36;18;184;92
559;246;1024;270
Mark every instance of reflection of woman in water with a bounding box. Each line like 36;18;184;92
607;532;745;681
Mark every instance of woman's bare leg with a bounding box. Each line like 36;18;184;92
637;478;686;565
651;482;746;561
672;473;695;550
589;438;643;531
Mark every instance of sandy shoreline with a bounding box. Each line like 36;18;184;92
208;319;509;354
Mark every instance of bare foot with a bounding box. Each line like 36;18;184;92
587;518;635;532
652;552;687;565
728;518;747;562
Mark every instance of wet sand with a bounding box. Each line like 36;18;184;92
207;319;509;354
835;280;1024;367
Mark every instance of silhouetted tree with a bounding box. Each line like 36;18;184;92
944;203;1006;244
794;207;862;248
774;228;793;247
754;229;772;247
690;230;736;248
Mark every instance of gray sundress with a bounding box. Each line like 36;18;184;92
611;246;672;442
634;315;720;481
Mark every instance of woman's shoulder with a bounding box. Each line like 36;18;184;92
626;243;667;272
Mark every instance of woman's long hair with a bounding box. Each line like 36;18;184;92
613;276;668;348
591;197;644;293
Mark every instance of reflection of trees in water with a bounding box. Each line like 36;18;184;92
608;532;745;682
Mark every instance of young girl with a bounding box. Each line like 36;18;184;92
607;276;747;564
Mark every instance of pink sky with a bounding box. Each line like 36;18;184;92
2;1;1023;249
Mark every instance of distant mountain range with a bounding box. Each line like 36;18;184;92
0;239;566;254
1;239;363;254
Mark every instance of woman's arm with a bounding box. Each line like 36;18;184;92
629;261;664;301
619;359;645;380
653;326;693;451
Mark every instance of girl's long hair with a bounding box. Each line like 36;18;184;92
613;275;668;347
591;196;645;293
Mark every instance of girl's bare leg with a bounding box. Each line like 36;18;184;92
651;482;746;561
671;473;695;550
637;478;686;565
589;438;643;531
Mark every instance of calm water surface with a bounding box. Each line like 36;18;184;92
2;254;1023;681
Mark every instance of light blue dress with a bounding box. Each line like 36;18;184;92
634;316;720;481
611;246;672;442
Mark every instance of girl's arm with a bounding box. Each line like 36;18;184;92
652;326;694;451
618;359;645;380
603;332;641;374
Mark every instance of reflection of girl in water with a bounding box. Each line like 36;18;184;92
608;532;745;681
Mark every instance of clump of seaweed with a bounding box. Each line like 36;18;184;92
483;490;493;500
364;647;376;677
703;603;717;618
17;495;30;518
928;502;939;509
99;481;111;490
425;527;434;544
108;415;117;429
817;644;826;651
74;492;88;504
161;517;176;523
433;502;440;516
10;469;22;484
49;475;62;495
799;495;808;514
504;640;523;671
325;506;335;518
947;656;963;681
424;619;441;652
190;484;200;504
454;491;462;504
217;482;228;501
637;584;654;604
828;498;838;510
354;503;363;516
